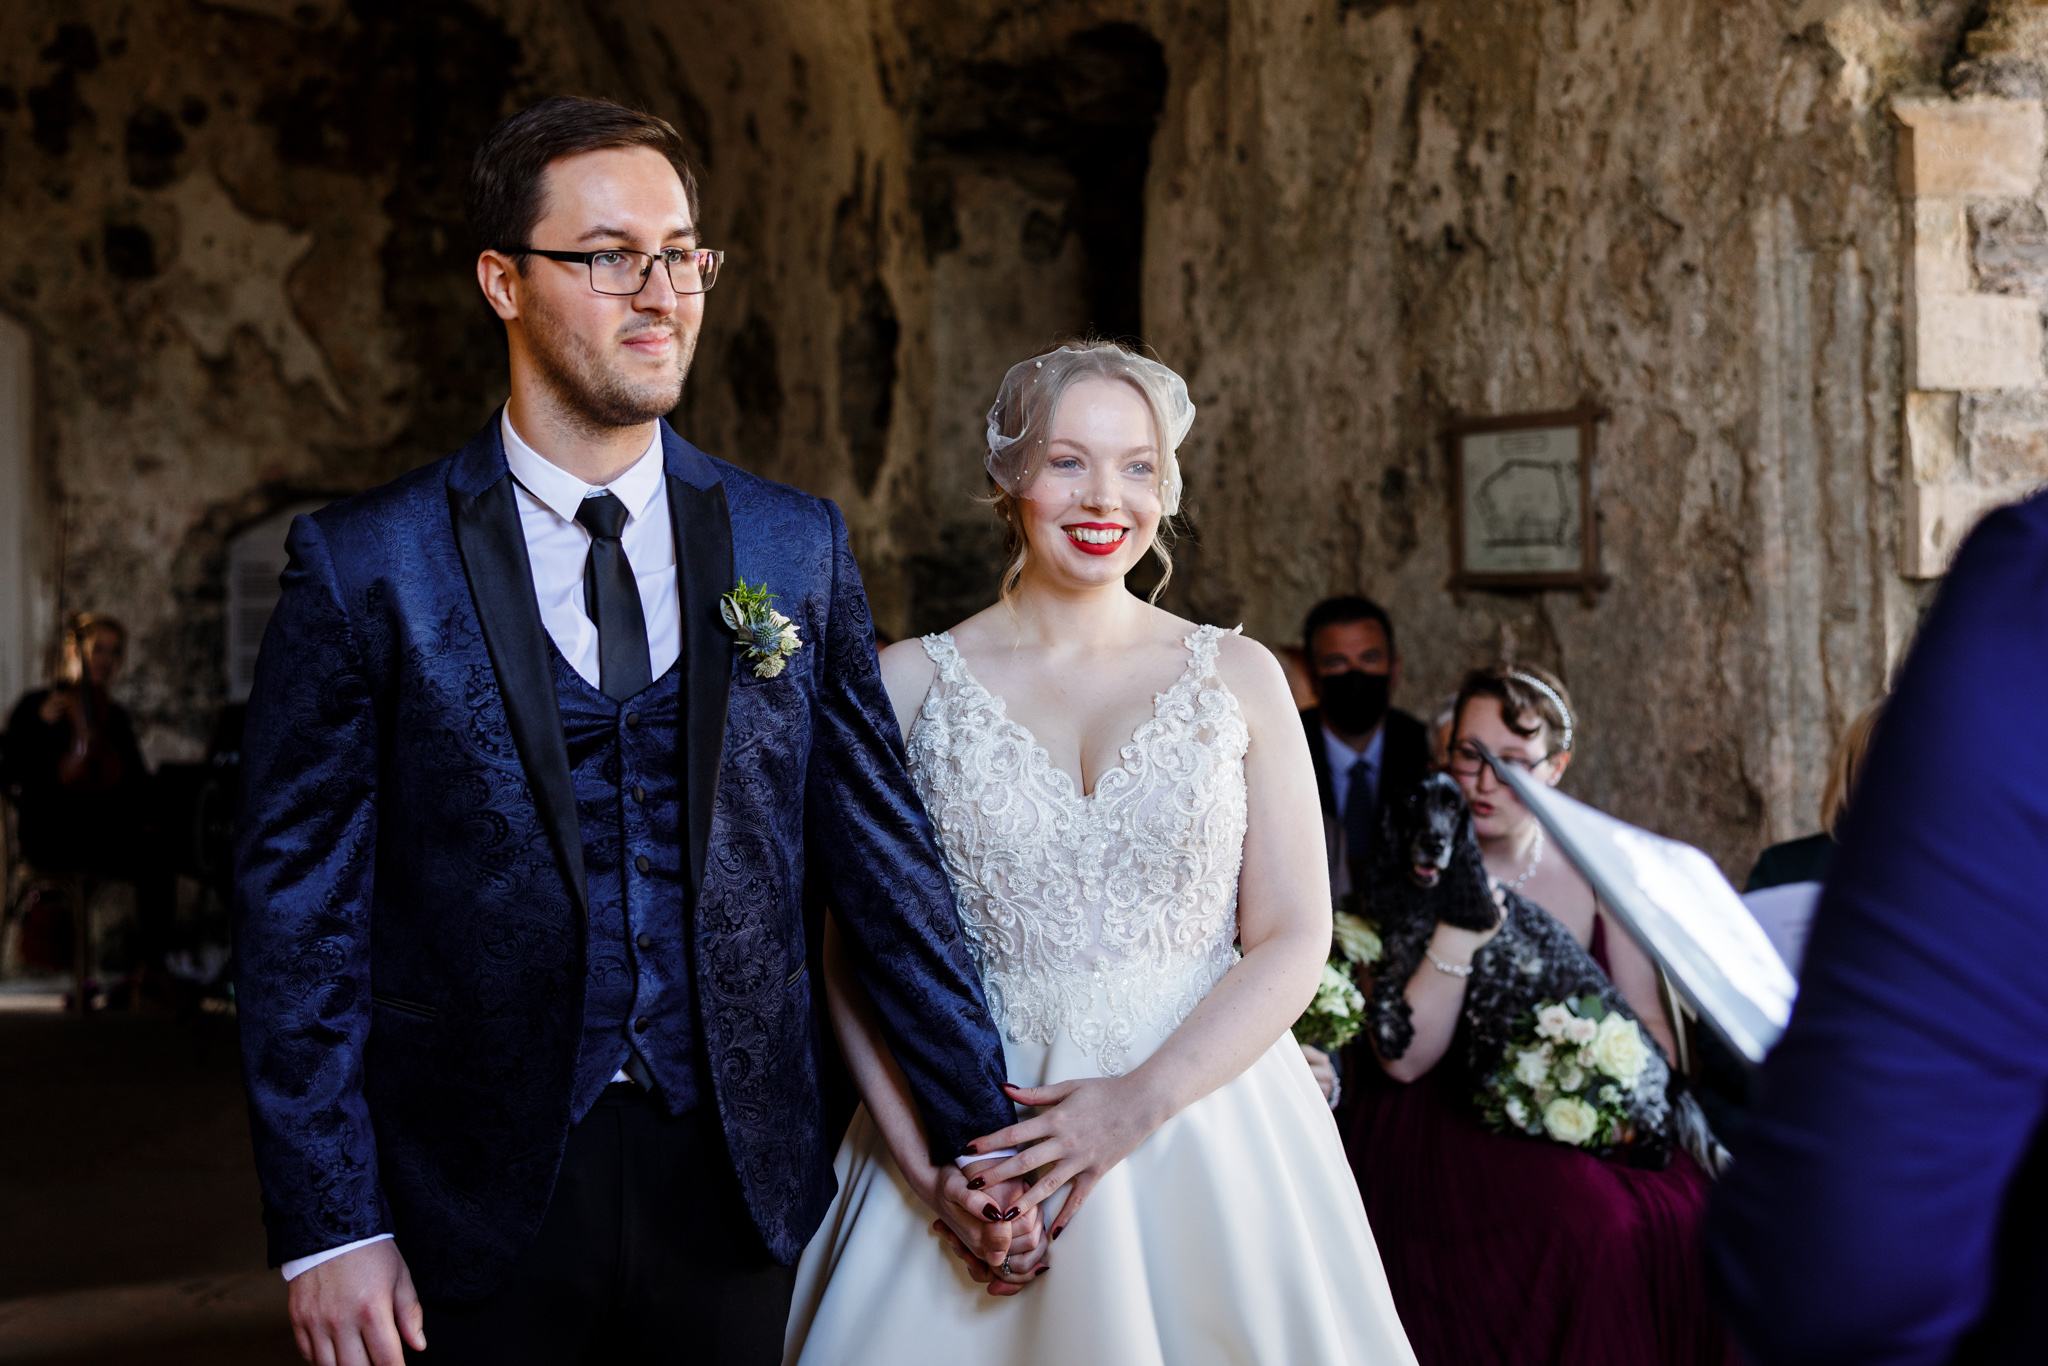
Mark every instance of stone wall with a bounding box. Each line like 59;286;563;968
3;0;2041;874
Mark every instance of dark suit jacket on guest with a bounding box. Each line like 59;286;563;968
1301;705;1430;898
1744;831;1834;891
1706;488;2048;1366
233;417;1013;1302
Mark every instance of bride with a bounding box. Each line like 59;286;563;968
783;342;1416;1365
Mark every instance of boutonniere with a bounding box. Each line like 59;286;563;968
720;579;804;679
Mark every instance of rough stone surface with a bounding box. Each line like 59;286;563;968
1;0;2031;875
1894;96;2045;197
1913;290;2046;388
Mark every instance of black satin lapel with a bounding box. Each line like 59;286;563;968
669;475;734;906
448;479;588;918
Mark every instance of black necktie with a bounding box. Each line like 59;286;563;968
1345;756;1377;867
575;493;652;703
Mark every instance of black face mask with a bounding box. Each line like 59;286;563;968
1319;670;1390;737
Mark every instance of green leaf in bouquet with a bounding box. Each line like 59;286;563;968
1293;960;1366;1052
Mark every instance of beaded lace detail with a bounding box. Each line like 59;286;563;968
909;625;1249;1077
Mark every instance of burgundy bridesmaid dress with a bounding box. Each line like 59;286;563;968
1347;917;1735;1366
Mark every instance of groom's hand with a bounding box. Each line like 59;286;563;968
288;1239;426;1366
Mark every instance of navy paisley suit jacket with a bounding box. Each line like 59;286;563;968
233;416;1013;1301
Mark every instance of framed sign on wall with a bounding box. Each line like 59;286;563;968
1445;405;1609;601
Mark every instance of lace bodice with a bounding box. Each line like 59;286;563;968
907;625;1249;1076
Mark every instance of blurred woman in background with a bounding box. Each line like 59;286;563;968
1350;664;1731;1366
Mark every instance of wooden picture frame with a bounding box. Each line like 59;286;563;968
1445;405;1609;602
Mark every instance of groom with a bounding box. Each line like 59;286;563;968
234;96;1019;1365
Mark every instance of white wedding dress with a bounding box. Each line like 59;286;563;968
783;625;1417;1366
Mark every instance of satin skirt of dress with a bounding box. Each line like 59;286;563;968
783;1027;1418;1366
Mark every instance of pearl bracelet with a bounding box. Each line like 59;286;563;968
1428;952;1474;979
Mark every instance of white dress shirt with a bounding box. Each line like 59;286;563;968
280;412;676;1283
502;411;679;688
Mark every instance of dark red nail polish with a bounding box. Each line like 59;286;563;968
1052;1225;1063;1240
1003;1207;1020;1221
983;1204;1000;1221
1036;1266;1049;1276
966;1177;985;1190
963;1144;977;1155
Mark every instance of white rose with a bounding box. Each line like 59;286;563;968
1598;1084;1621;1105
1535;1004;1573;1041
1566;1016;1599;1045
1588;1013;1652;1087
1315;963;1364;1016
1555;1063;1585;1093
1504;1096;1531;1131
1332;912;1383;965
1542;1096;1601;1146
1513;1049;1550;1088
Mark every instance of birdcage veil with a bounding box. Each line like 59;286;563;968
983;344;1195;515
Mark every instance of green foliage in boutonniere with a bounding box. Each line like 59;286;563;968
721;579;804;679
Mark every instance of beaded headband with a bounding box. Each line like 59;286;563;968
1507;670;1574;753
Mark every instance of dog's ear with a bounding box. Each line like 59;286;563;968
1436;798;1502;933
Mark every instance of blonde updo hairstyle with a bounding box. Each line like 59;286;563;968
983;341;1195;604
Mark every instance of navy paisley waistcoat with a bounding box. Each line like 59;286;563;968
553;647;706;1120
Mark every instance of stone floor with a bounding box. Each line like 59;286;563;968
0;1008;300;1363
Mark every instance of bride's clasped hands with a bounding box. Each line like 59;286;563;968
965;1074;1173;1247
923;1155;1049;1293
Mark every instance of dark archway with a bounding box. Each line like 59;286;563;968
915;23;1168;341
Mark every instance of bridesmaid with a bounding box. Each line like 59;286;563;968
1349;665;1733;1366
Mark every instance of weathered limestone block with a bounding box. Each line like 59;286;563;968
1902;480;2027;577
1905;390;1960;483
1911;198;1973;294
1893;94;2047;577
1894;97;2046;197
1910;291;2046;390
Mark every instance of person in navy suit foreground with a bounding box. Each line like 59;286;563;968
233;96;1030;1366
1707;488;2048;1365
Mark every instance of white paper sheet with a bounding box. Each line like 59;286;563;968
1482;747;1798;1064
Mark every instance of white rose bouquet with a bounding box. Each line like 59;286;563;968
1475;995;1656;1155
1292;902;1383;1053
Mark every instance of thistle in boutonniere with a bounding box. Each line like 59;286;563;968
721;579;803;679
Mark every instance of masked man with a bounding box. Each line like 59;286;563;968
1299;596;1430;901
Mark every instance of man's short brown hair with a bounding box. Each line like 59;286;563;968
467;95;699;263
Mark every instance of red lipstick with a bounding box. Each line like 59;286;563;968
1064;522;1129;557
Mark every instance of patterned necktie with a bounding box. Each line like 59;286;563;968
574;492;652;703
1345;755;1377;868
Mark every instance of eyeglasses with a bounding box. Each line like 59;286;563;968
1445;741;1554;780
517;247;724;296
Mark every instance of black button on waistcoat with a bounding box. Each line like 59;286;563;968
631;784;645;803
634;1016;650;1033
637;932;654;949
624;711;640;729
634;854;651;874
